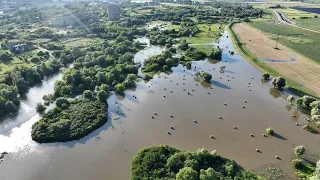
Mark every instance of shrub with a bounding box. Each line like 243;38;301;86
266;127;274;135
311;108;320;116
294;145;305;156
115;83;125;95
36;103;46;112
303;125;318;134
287;95;295;104
312;115;320;122
272;76;286;90
83;90;94;99
303;96;317;107
295;98;304;107
200;72;212;83
292;159;304;169
310;101;320;109
262;73;270;80
56;97;69;107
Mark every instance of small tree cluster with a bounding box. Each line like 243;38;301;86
271;76;286;90
294;145;305;156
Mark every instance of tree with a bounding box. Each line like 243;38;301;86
176;167;198;180
262;73;270;80
15;78;29;94
294;145;305;156
287;95;295;104
310;160;320;180
292;159;304;169
83;90;94;99
201;72;212;83
56;97;69;107
303;96;317;107
36;103;46;112
208;48;222;60
272;76;286;90
97;90;108;102
266;127;274;135
115;83;125;95
200;168;218;180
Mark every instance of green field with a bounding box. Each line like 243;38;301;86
248;20;320;64
274;8;320;31
183;24;224;44
61;38;103;48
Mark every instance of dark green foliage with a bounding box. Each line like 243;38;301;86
201;72;212;83
272;76;286;90
97;90;108;102
262;73;270;80
31;98;108;143
36;103;46;112
303;125;318;134
208;48;222;60
56;97;70;108
292;159;316;179
115;83;125;95
302;96;317;108
0;84;20;117
0;52;13;62
266;127;274;135
131;145;262;180
83;90;94;99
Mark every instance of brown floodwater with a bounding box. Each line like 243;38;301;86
0;30;320;180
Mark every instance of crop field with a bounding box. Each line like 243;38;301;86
233;23;320;96
248;20;320;64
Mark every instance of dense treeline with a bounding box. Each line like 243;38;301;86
131;145;263;180
31;98;107;143
125;3;263;25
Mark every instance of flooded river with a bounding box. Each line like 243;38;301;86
0;30;320;180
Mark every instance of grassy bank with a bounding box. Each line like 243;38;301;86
227;23;317;98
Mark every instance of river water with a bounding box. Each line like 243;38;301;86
0;30;320;180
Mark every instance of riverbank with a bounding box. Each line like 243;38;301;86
227;22;320;98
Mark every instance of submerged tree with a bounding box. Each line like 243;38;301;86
36;103;46;112
272;76;286;90
262;73;270;80
294;145;305;156
287;95;295;104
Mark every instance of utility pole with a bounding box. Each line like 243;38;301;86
274;32;279;49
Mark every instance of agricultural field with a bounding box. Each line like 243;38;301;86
248;19;320;64
233;23;320;96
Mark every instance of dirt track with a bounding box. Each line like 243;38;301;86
233;23;320;96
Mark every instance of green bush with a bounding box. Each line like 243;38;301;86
261;73;270;80
266;127;274;135
294;145;305;156
292;159;304;169
36;103;46;112
287;95;295;104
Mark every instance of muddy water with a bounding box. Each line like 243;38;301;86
1;30;320;180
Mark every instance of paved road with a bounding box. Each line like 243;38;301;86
273;10;320;33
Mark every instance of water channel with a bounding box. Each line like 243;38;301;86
0;29;319;180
